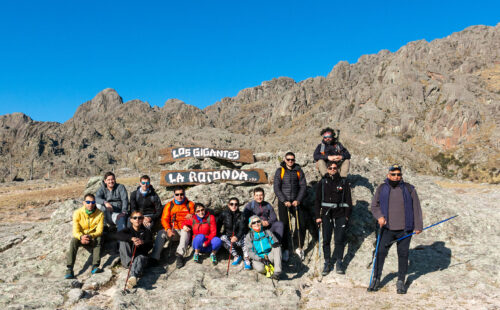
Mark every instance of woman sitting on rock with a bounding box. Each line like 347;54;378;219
183;203;221;265
245;215;282;280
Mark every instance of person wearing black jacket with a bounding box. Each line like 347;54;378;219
313;127;351;178
130;175;163;232
273;152;307;261
315;161;353;275
217;197;251;269
110;210;153;288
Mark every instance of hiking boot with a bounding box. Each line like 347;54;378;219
126;276;137;289
91;266;102;274
244;260;252;270
282;250;289;262
367;278;381;292
321;262;332;276
335;260;345;274
64;268;75;279
193;253;200;264
396;280;406;294
210;253;218;266
175;254;184;269
231;256;242;266
295;248;305;261
271;272;280;280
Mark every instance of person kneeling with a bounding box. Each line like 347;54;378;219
183;203;221;266
110;210;153;288
245;215;282;280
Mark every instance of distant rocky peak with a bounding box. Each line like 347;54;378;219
90;88;123;107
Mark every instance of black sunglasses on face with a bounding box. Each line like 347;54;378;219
141;181;150;185
229;202;239;206
390;173;402;176
174;193;184;196
327;167;338;170
251;220;261;225
131;216;144;220
285;158;295;162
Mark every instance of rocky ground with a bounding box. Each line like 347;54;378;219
0;154;499;309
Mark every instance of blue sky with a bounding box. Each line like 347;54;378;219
0;0;498;123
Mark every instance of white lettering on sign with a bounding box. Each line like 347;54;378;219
170;147;241;161
164;169;260;185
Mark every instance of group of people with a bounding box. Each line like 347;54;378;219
65;127;423;294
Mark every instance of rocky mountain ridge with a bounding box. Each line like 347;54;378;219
1;23;499;183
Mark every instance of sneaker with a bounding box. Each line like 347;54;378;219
210;253;218;266
396;280;406;294
126;276;137;289
367;278;381;292
295;248;305;261
321;262;332;276
335;260;345;274
231;256;242;266
175;255;184;269
282;250;289;262
193;253;200;264
91;266;102;274
244;260;252;270
64;268;75;279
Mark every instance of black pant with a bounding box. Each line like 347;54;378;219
321;214;347;262
278;201;306;252
374;228;412;281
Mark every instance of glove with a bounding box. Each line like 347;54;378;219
272;242;281;248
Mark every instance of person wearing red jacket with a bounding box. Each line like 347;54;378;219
183;203;221;266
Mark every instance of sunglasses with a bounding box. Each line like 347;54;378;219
228;202;239;206
131;216;144;220
141;181;150;185
174;193;185;196
285;158;295;162
251;220;262;225
195;209;205;213
85;200;96;204
390;173;402;176
327;167;338;170
323;135;333;139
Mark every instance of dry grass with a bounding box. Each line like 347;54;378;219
434;180;496;190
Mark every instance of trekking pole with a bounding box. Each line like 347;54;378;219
287;208;295;254
388;215;458;245
123;244;137;292
295;207;302;250
226;232;234;277
368;230;381;291
168;214;176;259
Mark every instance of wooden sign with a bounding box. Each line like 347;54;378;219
160;169;267;186
159;147;255;164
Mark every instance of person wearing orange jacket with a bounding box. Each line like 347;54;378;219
183;203;221;266
151;186;194;268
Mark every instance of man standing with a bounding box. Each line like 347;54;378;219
151;186;194;268
273;152;307;261
368;164;423;294
315;161;352;275
313;127;351;178
95;172;129;231
130;175;163;231
243;188;284;249
65;193;104;279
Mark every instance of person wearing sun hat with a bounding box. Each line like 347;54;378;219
368;164;423;294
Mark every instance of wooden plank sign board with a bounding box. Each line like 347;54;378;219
159;147;255;164
160;169;267;186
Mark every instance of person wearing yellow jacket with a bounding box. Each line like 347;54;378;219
65;193;104;279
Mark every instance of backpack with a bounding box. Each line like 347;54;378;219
280;167;300;180
167;199;191;213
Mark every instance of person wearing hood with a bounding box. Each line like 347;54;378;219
273;152;307;261
183;203;221;266
130;175;163;231
95;171;129;231
313;127;351;178
315;161;353;276
217;197;251;269
245;215;282;280
368;164;423;294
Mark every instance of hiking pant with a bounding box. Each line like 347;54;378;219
66;237;102;268
151;228;191;260
374;228;412;281
192;235;222;253
96;204;127;231
119;241;148;278
265;221;284;243
220;234;250;260
278;201;306;252
321;215;347;262
252;247;282;275
317;159;350;178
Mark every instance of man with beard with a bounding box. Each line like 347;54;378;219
313;127;351;178
368;164;423;294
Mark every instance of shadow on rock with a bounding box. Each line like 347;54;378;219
348;174;375;195
406;241;451;288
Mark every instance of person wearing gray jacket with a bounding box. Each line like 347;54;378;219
95;171;129;231
273;152;307;261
